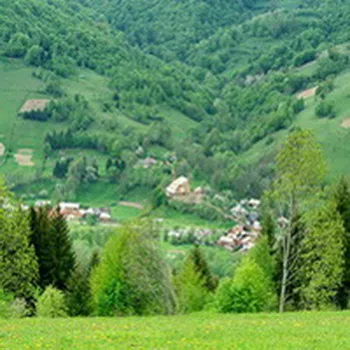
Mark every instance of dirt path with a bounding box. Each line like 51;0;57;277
119;201;145;210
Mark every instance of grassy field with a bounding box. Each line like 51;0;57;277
1;311;350;349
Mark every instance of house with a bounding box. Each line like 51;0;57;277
248;198;261;210
99;212;112;222
230;204;248;219
59;202;80;211
166;176;191;197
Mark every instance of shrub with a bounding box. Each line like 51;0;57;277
36;286;68;318
0;290;13;319
315;101;336;118
216;257;276;313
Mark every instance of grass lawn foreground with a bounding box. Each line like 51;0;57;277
1;311;350;349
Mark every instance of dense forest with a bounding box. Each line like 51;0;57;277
2;0;350;201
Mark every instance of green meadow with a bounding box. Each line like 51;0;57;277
1;312;349;349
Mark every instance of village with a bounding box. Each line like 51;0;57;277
24;175;288;253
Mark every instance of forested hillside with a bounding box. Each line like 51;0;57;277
2;0;350;209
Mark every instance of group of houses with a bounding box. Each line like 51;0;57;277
31;201;113;223
218;198;262;252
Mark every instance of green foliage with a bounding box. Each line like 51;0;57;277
36;286;68;318
275;129;326;209
0;290;13;319
186;246;217;292
333;177;350;308
29;207;75;291
216;257;276;313
65;264;92;317
174;258;210;314
91;221;176;316
0;180;38;301
299;201;345;310
315;100;336;119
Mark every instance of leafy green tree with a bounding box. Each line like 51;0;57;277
91;221;176;316
5;32;30;58
298;201;344;310
25;45;45;66
36;286;68;318
0;180;38;301
273;129;326;312
332;177;350;309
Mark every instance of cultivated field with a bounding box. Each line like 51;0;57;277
1;312;350;349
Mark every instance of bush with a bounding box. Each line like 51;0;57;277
216;257;276;313
0;290;13;318
36;286;68;318
315;101;336;119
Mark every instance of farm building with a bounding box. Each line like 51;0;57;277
166;176;191;197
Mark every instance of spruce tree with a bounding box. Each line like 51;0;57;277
186;246;216;292
66;263;92;316
29;206;75;291
50;208;76;290
298;201;344;310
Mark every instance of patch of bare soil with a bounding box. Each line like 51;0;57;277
19;99;50;113
14;149;34;166
297;87;317;99
341;118;350;129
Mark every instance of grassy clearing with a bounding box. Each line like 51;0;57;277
1;311;350;349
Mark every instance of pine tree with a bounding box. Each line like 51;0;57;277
0;180;38;301
332;176;350;309
298;201;344;310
